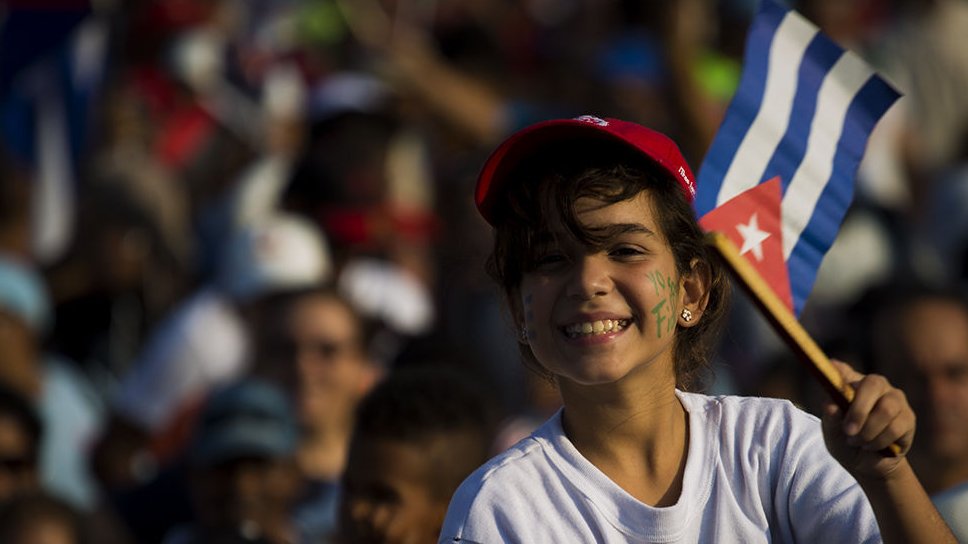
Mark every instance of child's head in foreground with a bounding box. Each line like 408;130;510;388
337;364;495;544
477;116;730;391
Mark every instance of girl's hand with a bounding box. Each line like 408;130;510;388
821;360;916;480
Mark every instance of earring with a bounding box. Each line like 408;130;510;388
681;309;693;323
520;327;529;343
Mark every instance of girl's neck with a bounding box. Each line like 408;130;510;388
558;373;689;506
560;377;685;453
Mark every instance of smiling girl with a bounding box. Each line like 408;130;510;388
439;116;955;543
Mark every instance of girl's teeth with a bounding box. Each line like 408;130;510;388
564;319;628;337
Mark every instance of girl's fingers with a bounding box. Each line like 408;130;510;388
830;359;863;383
864;419;914;453
827;360;915;454
842;373;892;437
853;389;904;441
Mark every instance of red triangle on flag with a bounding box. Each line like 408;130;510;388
699;176;794;312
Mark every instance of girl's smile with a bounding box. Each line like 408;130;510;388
561;316;632;340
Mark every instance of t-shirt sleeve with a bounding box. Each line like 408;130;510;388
439;471;524;544
438;452;556;544
772;405;881;543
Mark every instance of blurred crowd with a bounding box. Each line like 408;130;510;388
1;0;967;542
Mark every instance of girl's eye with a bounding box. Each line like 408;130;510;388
609;246;646;258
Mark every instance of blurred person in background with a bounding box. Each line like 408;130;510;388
163;379;303;544
868;0;968;215
0;492;89;544
0;381;129;544
0;146;32;260
490;370;562;454
251;286;380;542
44;173;191;395
0;254;104;512
862;283;968;541
92;211;330;493
337;364;495;544
283;83;437;360
0;384;42;502
0;259;45;401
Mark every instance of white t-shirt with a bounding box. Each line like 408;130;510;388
440;391;880;543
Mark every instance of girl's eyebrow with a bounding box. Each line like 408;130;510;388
588;223;657;237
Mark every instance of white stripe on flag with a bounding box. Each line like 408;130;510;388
716;11;817;207
781;51;874;258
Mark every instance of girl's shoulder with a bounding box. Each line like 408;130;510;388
677;390;824;459
441;413;566;540
678;390;819;426
450;410;560;500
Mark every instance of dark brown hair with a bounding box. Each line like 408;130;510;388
350;364;495;500
485;140;730;391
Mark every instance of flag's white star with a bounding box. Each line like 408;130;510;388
736;213;771;261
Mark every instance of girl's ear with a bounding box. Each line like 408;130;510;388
679;258;711;328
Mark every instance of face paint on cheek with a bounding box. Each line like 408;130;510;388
666;275;680;335
646;271;663;296
646;272;681;338
651;299;668;337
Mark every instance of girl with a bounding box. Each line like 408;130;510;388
440;116;955;543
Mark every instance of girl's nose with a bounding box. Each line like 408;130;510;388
566;254;613;300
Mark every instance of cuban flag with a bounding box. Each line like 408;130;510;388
695;0;900;316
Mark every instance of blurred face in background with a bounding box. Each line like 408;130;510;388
258;292;377;429
0;311;40;400
0;414;37;501
0;495;83;544
190;455;301;543
339;435;448;544
883;297;968;463
3;518;76;544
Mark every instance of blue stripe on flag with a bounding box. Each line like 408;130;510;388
694;0;787;217
761;34;843;191
786;75;901;313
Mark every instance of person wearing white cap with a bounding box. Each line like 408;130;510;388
95;212;331;491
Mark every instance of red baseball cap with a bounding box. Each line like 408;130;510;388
474;115;696;225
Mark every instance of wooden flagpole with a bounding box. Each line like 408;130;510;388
705;231;901;456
